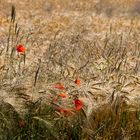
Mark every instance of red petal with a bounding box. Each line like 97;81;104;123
75;79;80;85
57;107;64;113
57;108;74;116
16;45;25;52
53;84;65;90
74;99;83;110
59;93;66;98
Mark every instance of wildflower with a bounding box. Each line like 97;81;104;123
53;84;65;90
57;107;64;113
59;93;66;98
57;107;73;116
16;44;25;53
74;99;83;110
18;119;26;128
75;79;80;85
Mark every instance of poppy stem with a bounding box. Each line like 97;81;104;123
34;59;41;87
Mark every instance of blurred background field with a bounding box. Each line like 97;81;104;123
0;0;140;140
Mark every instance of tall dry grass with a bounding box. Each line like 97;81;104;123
0;1;140;140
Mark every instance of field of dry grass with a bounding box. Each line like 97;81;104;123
0;0;140;140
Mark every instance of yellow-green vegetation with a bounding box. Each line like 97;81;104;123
0;0;140;140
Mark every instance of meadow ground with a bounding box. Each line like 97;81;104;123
0;0;140;139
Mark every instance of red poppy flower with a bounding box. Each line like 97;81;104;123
75;79;80;85
57;108;73;116
16;44;25;53
74;99;83;110
18;120;26;128
59;93;66;98
57;107;64;113
53;84;65;90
